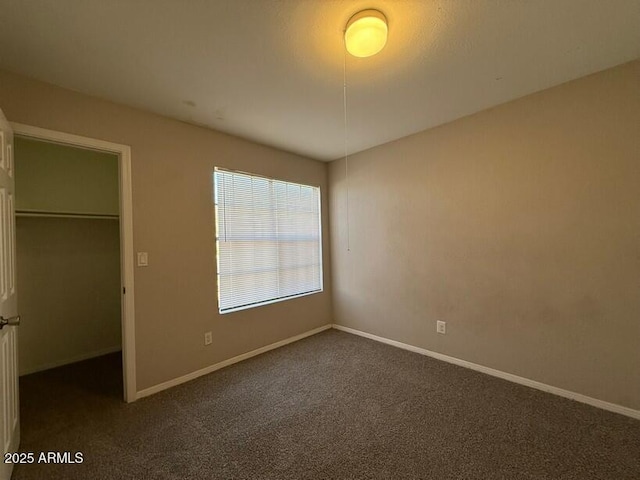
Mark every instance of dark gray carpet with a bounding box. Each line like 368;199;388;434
13;330;640;479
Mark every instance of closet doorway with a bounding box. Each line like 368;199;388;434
10;124;136;402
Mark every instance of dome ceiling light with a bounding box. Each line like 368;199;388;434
344;9;388;58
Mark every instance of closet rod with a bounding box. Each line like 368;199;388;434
16;210;119;220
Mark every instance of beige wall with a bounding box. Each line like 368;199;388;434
16;217;121;375
0;69;332;391
15;137;119;216
329;60;640;410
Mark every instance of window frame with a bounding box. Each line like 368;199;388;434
213;167;324;314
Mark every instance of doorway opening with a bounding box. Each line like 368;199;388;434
11;124;136;402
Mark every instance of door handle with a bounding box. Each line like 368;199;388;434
0;315;20;329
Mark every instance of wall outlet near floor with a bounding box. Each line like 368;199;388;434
204;331;213;345
436;321;446;335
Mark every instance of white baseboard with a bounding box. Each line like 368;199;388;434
20;345;122;376
332;324;640;420
136;324;332;400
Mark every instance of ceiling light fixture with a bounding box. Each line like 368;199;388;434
341;9;388;252
344;9;388;58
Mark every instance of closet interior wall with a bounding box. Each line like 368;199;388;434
15;137;121;375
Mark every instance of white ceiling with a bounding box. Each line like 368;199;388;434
1;1;639;161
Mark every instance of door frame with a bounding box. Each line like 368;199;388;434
10;122;137;403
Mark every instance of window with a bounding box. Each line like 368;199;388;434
213;168;323;313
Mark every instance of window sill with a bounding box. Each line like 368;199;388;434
219;289;323;315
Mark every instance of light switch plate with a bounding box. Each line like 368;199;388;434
137;252;149;267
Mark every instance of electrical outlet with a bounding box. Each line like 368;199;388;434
204;331;212;345
436;321;446;335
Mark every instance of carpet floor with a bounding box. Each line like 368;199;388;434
12;329;640;479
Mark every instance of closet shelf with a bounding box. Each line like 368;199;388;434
16;210;119;220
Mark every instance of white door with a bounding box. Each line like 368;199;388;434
0;109;20;480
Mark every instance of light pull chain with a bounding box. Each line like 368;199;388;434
343;47;351;252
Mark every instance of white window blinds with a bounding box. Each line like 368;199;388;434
214;169;323;313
